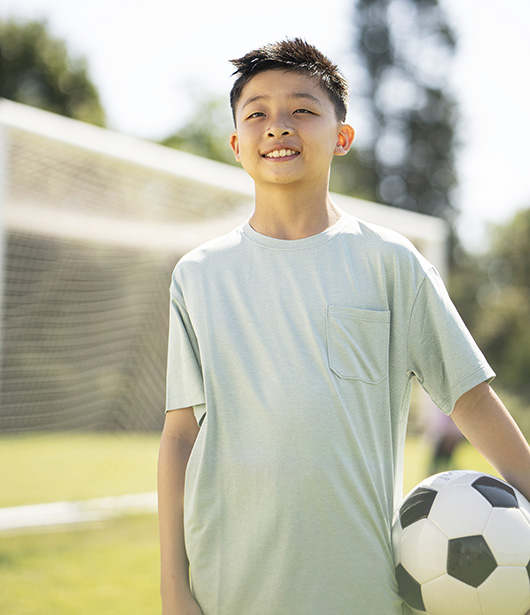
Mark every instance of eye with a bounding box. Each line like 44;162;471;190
293;108;313;114
247;111;265;119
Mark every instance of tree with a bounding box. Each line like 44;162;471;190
0;19;105;126
346;0;458;221
451;209;530;396
161;92;236;166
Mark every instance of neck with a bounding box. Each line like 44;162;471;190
249;183;341;240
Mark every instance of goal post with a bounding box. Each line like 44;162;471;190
0;119;7;385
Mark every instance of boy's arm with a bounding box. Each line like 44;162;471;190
451;381;530;501
158;407;203;615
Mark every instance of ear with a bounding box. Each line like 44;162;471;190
334;124;355;156
229;131;241;162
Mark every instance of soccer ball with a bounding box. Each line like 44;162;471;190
392;470;530;615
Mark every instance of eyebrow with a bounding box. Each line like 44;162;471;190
241;92;323;110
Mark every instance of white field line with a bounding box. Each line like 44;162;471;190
0;492;157;531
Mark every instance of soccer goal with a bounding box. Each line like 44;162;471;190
0;100;448;516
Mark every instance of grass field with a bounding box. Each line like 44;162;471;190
0;433;499;614
0;432;160;508
0;514;160;615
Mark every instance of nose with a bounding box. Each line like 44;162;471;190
268;127;292;138
267;114;293;138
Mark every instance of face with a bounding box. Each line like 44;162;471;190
230;69;354;190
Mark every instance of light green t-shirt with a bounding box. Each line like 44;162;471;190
166;213;494;615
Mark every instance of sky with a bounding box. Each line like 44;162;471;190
1;0;529;251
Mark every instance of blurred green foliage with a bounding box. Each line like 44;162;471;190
161;93;235;165
0;19;105;126
352;0;458;221
451;208;530;409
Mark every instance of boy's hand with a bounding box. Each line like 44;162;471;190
451;382;530;501
159;408;202;615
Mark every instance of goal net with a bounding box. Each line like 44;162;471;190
0;99;254;435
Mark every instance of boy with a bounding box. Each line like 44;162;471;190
158;39;530;614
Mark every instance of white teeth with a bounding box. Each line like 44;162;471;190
265;149;298;158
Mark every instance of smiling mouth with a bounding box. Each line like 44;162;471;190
262;149;300;159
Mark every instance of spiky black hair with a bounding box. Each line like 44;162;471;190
229;38;349;124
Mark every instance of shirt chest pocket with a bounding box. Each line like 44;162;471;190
326;306;391;384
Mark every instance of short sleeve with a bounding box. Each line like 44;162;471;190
407;268;495;415
165;288;205;413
